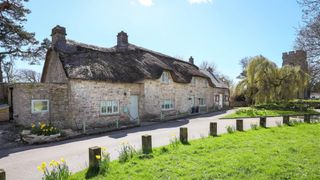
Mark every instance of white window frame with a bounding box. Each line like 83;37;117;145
31;99;49;113
161;72;170;84
161;99;174;110
199;98;206;106
100;100;119;115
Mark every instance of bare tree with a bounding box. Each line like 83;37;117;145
16;69;41;83
199;61;217;73
2;58;15;83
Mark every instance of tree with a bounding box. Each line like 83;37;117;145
237;57;251;79
199;61;217;73
236;56;309;104
16;69;40;82
295;0;320;92
0;0;50;82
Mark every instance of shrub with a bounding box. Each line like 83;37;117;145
37;158;70;180
118;141;136;163
31;122;59;136
226;126;235;134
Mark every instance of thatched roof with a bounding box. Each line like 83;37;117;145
47;39;215;85
200;70;229;89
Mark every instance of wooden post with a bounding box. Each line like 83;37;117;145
304;114;311;123
0;169;5;180
283;115;290;125
142;134;152;154
179;127;188;144
260;117;267;128
209;122;218;136
89;146;101;168
236;119;244;131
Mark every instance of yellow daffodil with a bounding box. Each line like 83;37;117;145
49;160;59;167
60;158;65;163
96;155;101;160
37;166;42;172
31;123;35;128
40;124;46;129
101;147;107;151
41;162;47;168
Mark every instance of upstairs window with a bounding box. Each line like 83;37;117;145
161;72;170;84
32;100;49;113
199;98;206;106
161;100;174;110
101;100;119;115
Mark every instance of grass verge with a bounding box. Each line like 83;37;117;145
70;123;320;179
222;107;320;119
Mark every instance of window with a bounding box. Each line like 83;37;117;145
191;77;196;86
161;72;169;84
224;95;228;101
161;100;174;110
101;100;119;115
32;100;49;113
199;98;206;106
215;95;219;102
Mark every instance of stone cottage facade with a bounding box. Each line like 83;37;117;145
9;25;229;130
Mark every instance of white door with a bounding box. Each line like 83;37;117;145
129;95;139;121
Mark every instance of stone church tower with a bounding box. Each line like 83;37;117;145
282;50;309;98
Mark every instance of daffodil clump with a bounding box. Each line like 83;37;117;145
86;147;110;178
169;132;180;148
31;122;60;136
118;141;136;163
37;158;70;180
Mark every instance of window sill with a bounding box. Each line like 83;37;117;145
100;113;120;117
31;111;49;114
161;109;175;111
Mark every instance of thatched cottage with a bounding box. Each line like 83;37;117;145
8;25;229;130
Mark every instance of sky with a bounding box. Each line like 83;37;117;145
18;0;303;82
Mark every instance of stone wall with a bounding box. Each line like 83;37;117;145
43;51;68;83
142;72;216;120
11;83;68;128
67;80;144;129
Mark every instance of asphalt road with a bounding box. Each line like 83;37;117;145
0;109;286;180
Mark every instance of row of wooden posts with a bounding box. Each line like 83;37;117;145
0;114;314;180
87;114;314;169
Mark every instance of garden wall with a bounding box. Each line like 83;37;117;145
11;83;69;128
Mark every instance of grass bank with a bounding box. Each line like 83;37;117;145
70;124;320;179
222;107;320;119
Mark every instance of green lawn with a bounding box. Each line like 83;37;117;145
70;123;320;179
222;107;320;119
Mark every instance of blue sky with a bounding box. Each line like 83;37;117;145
19;0;303;81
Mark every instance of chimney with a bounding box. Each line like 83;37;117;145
51;25;66;45
117;31;129;50
189;56;194;64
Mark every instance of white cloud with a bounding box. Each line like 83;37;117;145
137;0;154;7
188;0;213;4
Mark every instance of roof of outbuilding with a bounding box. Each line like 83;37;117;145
48;39;212;84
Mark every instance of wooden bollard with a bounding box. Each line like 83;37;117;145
89;146;101;168
304;114;311;123
0;169;5;180
209;122;218;136
179;127;188;144
142;134;152;154
283;115;290;125
236;119;244;131
260;117;267;128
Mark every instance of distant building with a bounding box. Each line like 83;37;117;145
282;50;309;99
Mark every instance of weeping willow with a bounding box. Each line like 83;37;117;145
236;56;309;104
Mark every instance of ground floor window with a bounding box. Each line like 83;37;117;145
161;100;174;110
199;98;206;106
101;100;119;115
32;100;49;113
224;95;228;101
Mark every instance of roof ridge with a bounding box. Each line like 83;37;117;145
66;39;114;52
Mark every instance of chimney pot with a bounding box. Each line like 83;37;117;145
189;56;194;64
117;31;129;50
51;25;66;45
